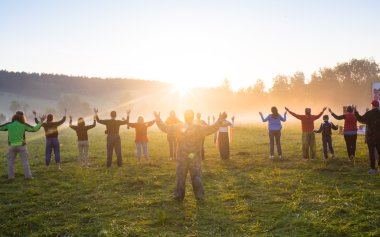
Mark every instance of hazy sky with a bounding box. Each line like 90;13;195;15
1;0;379;89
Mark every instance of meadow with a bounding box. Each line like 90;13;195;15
0;124;379;237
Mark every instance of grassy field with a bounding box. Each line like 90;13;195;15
0;124;379;236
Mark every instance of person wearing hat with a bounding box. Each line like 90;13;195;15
314;115;338;160
285;107;327;160
0;111;46;179
328;106;358;161
354;100;380;174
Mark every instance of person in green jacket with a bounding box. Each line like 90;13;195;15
0;111;46;179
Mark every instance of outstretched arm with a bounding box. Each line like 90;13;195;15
285;107;303;120
201;112;228;136
280;111;287;122
86;119;96;129
314;107;327;120
146;120;156;127
55;115;66;126
331;122;339;130
314;124;323;133
354;109;368;124
119;110;131;125
69;116;77;129
26;115;46;132
259;112;268;122
0;122;10;131
329;108;344;120
154;112;170;134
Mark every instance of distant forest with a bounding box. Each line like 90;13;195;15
0;58;379;123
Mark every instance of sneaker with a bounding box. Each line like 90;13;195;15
25;177;34;180
270;155;274;160
303;158;309;161
349;155;354;161
57;164;61;170
278;155;282;159
332;155;336;159
368;169;376;175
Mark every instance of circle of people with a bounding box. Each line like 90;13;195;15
0;99;379;201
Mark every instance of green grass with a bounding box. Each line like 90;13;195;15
0;125;380;236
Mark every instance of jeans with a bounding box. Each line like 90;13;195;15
107;134;122;167
174;155;204;201
368;143;380;169
302;132;316;159
322;136;334;159
77;140;89;166
167;136;177;159
136;142;148;161
269;130;282;156
344;134;357;158
7;145;32;179
46;137;60;166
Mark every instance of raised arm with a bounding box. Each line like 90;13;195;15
119;110;131;125
86;119;96;130
145;119;156;127
329;108;345;120
55;115;66;126
313;107;327;120
280;111;287;122
201;112;228;136
154;112;170;134
94;108;107;125
285;107;303;120
259;112;268;122
69;116;77;129
26;115;46;132
354;109;368;124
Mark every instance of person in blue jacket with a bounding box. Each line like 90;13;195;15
259;106;287;159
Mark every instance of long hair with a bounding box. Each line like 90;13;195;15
12;114;26;124
271;106;279;119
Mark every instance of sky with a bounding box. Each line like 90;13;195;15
0;0;379;90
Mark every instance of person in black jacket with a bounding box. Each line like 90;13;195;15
34;109;66;170
314;115;338;160
354;100;380;174
94;108;130;167
69;115;96;167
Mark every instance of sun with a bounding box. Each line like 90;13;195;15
173;82;192;97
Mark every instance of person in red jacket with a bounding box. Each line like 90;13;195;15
285;107;326;160
328;106;358;161
128;115;156;161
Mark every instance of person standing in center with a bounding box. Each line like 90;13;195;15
285;107;326;160
328;106;357;161
259;106;287;160
94;108;130;167
154;110;227;201
165;111;182;160
34;109;67;170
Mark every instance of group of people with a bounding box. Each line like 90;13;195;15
259;100;380;175
0;99;379;201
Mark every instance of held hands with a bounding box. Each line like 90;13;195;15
284;107;289;112
94;108;98;115
40;114;47;122
153;111;161;119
